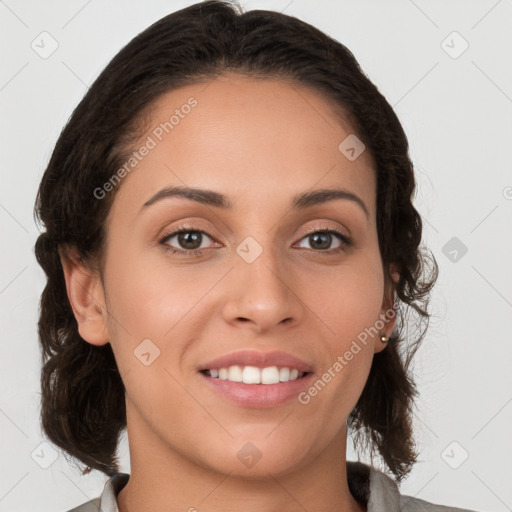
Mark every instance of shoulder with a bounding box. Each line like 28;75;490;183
399;494;478;512
362;462;478;512
65;472;129;512
66;497;101;512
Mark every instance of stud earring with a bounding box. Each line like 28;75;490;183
380;333;390;343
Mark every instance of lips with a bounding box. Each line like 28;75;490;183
198;349;314;374
197;350;315;408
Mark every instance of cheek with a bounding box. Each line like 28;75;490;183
312;256;384;337
103;240;214;335
307;250;384;391
102;246;233;379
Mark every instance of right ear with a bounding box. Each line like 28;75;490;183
59;246;109;346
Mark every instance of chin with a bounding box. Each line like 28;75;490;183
216;457;304;481
204;438;310;480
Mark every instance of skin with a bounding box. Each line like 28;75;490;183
61;74;397;512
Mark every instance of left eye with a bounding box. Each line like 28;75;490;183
295;230;347;251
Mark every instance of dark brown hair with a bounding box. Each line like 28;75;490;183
34;0;438;482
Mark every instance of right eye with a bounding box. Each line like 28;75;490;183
159;226;218;256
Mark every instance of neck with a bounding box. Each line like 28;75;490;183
117;403;365;512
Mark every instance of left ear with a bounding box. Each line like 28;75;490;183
374;263;399;354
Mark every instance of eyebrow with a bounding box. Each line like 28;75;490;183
140;185;369;218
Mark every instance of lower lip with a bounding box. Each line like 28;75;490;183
199;372;314;408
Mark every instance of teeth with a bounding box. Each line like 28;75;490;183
228;365;243;382
261;366;280;384
279;367;290;381
206;365;305;384
242;365;260;384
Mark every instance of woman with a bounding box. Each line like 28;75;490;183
34;1;476;510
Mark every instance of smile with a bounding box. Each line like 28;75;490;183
201;365;307;384
199;367;314;408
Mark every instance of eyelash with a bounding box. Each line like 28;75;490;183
159;224;352;257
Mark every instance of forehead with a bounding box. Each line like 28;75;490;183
109;74;376;221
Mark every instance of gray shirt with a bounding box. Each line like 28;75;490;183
67;461;477;511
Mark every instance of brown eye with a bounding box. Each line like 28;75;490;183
308;232;333;250
160;228;215;255
175;231;203;250
296;229;350;252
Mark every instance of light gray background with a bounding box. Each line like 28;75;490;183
1;0;511;510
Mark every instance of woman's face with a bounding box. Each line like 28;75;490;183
82;75;395;478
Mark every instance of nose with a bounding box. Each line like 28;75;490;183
221;244;304;333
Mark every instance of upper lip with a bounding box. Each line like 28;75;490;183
199;349;314;373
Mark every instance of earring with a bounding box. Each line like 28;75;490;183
380;333;389;343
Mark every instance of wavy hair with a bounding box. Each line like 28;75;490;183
34;0;438;482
